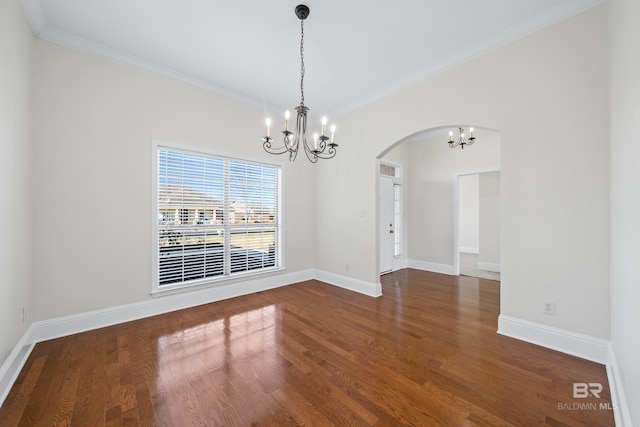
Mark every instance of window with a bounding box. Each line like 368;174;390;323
380;163;396;177
153;143;281;292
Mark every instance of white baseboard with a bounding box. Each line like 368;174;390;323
392;257;408;272
0;325;35;406
314;270;382;297
0;269;312;407
459;247;479;254
498;318;630;423
498;315;608;364
30;269;314;343
477;261;501;273
607;343;632;427
12;270;379;345
4;275;624;421
407;259;455;275
1;268;382;407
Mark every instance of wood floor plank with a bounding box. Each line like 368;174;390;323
0;270;614;426
125;328;156;427
70;332;107;427
270;387;336;426
0;356;46;427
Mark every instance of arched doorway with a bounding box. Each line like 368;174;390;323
377;126;501;279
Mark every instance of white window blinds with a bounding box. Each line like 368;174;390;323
155;146;281;289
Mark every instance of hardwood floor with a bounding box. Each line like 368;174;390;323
0;269;614;426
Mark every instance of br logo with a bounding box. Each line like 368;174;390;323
573;383;603;398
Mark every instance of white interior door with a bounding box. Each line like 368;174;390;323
380;176;395;273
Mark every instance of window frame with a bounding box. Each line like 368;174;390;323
151;140;284;295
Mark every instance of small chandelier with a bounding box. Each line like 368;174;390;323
448;127;476;149
262;4;337;163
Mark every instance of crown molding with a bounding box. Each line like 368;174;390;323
329;0;607;119
43;27;269;109
21;0;606;119
19;0;280;112
20;0;46;35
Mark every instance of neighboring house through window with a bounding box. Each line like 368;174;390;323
152;142;282;293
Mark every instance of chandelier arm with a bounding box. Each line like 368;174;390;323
262;130;297;156
318;135;332;153
302;134;337;161
302;140;319;163
262;137;289;154
263;146;290;155
314;145;337;160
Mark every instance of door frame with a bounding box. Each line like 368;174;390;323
453;169;500;276
379;175;395;274
378;159;403;274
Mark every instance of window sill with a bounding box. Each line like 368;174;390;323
150;266;286;297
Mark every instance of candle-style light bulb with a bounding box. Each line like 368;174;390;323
265;118;271;137
321;116;327;136
449;131;453;142
330;124;336;143
313;133;319;151
470;127;474;138
285;110;290;131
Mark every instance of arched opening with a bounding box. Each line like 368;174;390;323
376;126;501;283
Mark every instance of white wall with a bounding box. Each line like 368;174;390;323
609;0;640;424
31;41;316;320
316;5;610;339
0;0;35;365
459;174;479;253
405;129;500;268
479;171;500;267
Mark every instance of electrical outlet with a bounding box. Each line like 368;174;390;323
543;300;556;315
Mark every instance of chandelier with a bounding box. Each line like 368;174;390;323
262;4;337;163
448;127;476;149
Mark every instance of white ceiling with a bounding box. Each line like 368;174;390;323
22;0;604;122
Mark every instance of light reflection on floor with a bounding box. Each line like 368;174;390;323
156;304;278;391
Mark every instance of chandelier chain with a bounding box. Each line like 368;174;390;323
300;19;305;106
